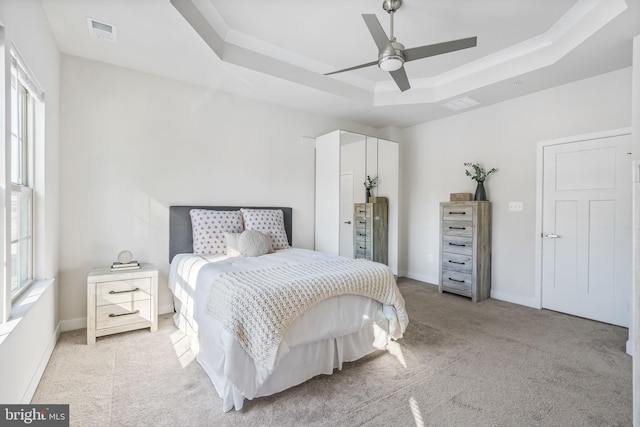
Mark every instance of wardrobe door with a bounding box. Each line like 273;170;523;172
377;139;398;274
315;131;340;255
339;131;366;257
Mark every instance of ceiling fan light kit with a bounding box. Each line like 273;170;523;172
325;0;477;92
379;40;405;72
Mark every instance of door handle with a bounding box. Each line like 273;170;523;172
344;221;351;224
542;233;560;239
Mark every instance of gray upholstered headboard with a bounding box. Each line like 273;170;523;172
169;206;293;262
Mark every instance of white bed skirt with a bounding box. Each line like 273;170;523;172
174;298;390;412
169;250;395;411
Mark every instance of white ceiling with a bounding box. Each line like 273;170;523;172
41;0;640;128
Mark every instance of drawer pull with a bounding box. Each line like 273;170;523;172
449;211;466;215
449;226;466;230
357;233;366;236
448;243;466;247
359;221;366;224
448;277;466;283
108;287;140;295
448;260;465;265
108;310;140;318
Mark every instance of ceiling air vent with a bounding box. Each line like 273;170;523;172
87;17;117;42
443;96;481;112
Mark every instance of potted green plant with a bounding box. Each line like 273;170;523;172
464;162;497;201
363;175;378;202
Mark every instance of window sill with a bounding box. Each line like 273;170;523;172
0;279;55;345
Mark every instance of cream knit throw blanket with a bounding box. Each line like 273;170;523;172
205;258;408;371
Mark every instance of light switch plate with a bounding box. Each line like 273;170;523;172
509;201;523;211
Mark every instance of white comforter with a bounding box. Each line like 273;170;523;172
169;248;405;411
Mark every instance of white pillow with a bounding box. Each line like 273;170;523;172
190;209;244;255
240;208;290;250
238;230;271;257
224;232;242;257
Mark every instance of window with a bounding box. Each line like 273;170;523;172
9;50;38;299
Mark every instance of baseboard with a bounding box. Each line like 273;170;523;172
490;289;540;309
60;317;86;332
400;271;438;286
159;304;174;315
22;322;60;403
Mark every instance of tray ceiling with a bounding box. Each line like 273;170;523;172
41;0;639;127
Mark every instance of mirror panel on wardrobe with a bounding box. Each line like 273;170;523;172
315;129;399;275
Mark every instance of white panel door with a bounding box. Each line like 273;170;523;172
339;172;354;258
542;135;631;326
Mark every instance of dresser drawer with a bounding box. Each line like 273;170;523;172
354;204;371;217
96;278;152;306
355;248;371;259
355;218;369;231
355;230;370;241
442;206;474;221
442;236;473;256
443;220;473;237
355;241;369;252
96;299;151;330
441;270;472;295
442;253;473;273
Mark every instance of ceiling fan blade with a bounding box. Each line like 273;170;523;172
362;14;393;53
403;36;477;62
324;60;380;76
390;67;410;92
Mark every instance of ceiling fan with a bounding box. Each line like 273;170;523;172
325;0;477;92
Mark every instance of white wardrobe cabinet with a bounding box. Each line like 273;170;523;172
314;130;399;274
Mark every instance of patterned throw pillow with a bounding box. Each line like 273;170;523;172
240;208;290;250
190;209;244;255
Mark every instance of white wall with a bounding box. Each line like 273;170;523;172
400;68;632;306
630;34;640;427
0;0;60;403
58;55;382;325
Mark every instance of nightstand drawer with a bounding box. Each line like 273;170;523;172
96;278;151;306
96;299;151;330
87;263;158;344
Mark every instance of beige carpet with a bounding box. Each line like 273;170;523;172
32;279;632;426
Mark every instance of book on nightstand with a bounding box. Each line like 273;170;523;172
110;261;141;271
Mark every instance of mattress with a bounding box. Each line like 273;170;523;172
169;248;402;411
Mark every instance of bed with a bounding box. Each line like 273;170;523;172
168;206;408;412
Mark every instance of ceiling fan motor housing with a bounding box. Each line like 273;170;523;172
382;0;402;13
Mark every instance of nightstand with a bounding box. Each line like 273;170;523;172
87;264;158;344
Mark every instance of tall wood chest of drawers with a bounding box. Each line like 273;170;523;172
354;203;388;265
439;201;491;302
